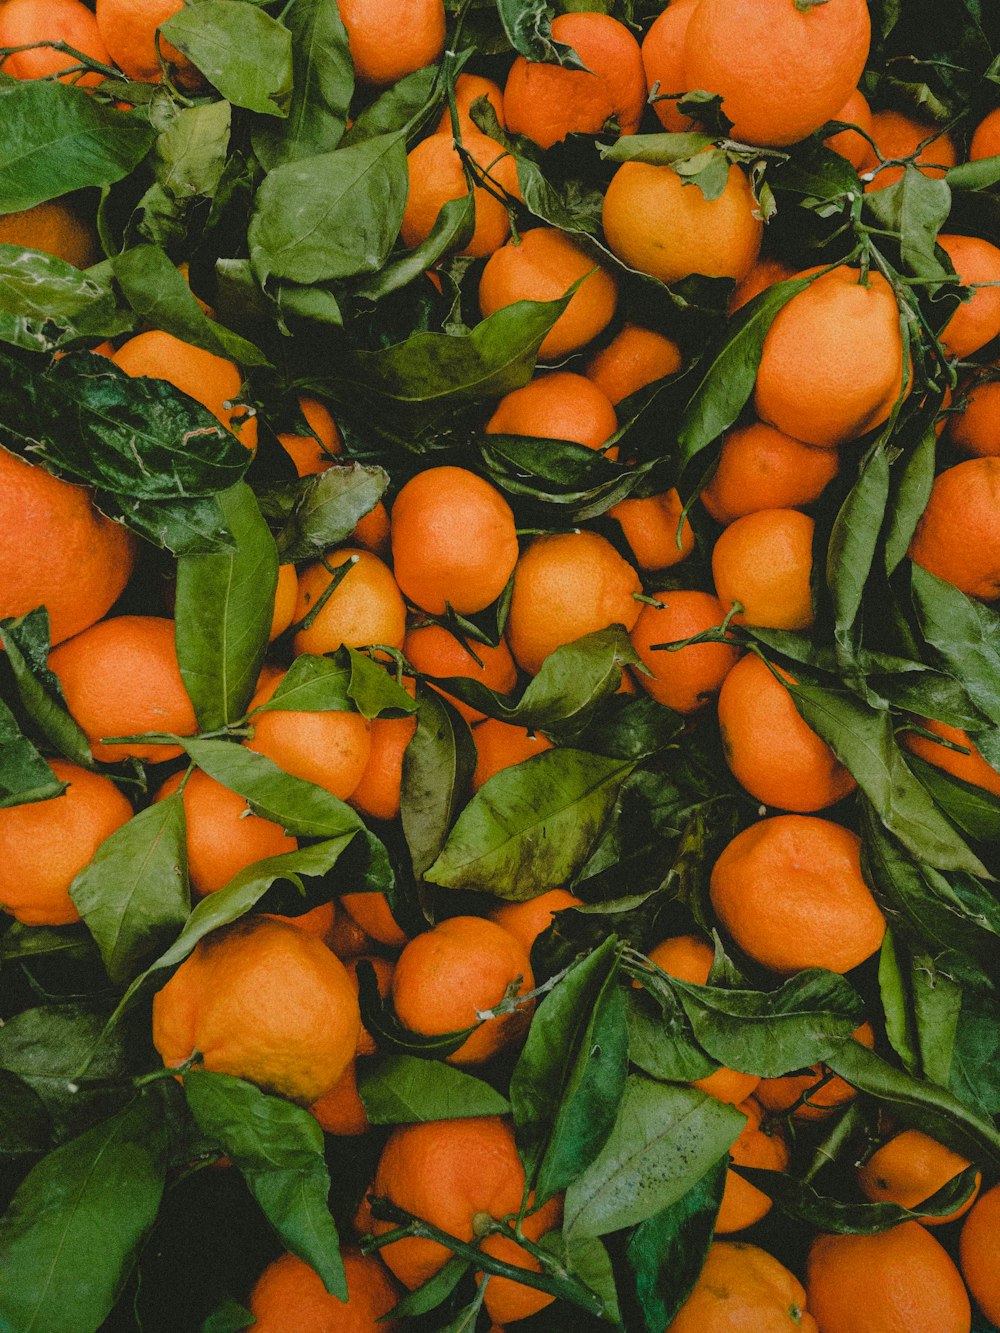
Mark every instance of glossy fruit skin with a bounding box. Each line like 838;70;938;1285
949;374;1000;458
248;1249;400;1332
277;396;341;476
865;112;958;192
712;509;816;632
641;0;699;133
907;458;1000;601
857;1129;980;1224
340;892;408;948
0;200;100;267
337;0;444;86
403;625;517;725
490;889;584;955
716;1098;790;1233
472;718;553;791
700;421;840;525
292;549;406;656
824;87;875;169
960;1182;1000;1325
668;1241;818;1332
970;107;1000;161
608;490;695;572
0;0;110;83
585;323;683;404
937;234;1000;359
401;131;520;259
479;1195;563;1324
487;371;618;452
434;73;506;137
629;589;739;714
903;717;1000;797
756;1021;875;1121
348;696;418;822
95;0;194;81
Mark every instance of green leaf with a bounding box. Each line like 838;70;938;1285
0;81;155;211
908;753;1000;845
0;609;93;767
249;133;408;283
884;426;936;574
340;64;438;145
949;989;1000;1120
911;951;962;1087
251;0;353;168
357;1053;510;1123
401;687;477;880
910;565;1000;736
0;1069;52;1158
184;1071;346;1297
510;937;628;1203
200;1298;255;1333
495;0;586;66
154;98;232;202
351;193;477;301
161;1;294;116
175;483;279;731
601;132;716;166
254;652;354;714
69;791;190;985
0;697;65;808
260;463;389;562
826;440;890;659
355;956;479;1059
386;1256;469;1320
563;1076;743;1239
0;1095;168;1333
346;649;417;720
424;748;634;896
625;987;717;1084
863;164;952;283
945;154;1000;190
0;246;132;353
879;930;920;1074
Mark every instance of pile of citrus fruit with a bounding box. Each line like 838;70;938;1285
0;0;999;1329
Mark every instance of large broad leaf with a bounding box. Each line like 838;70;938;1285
401;687;477;881
259;463;389;562
0;696;65;808
0;81;155;211
0;609;93;767
0;245;132;353
0;1094;168;1333
174;483;279;731
357;1053;510;1123
910;564;1000;736
153;98;232;202
161;1;293;117
424;748;634;896
184;1072;346;1297
863;164;952;286
340;64;438;145
0;1069;52;1157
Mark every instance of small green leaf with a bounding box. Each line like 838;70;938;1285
161;1;294;117
260;464;389;562
200;1298;255;1333
357;1053;510;1123
0;697;66;808
0;245;131;353
826;440;891;659
254;652;354;714
495;0;586;66
346;648;417;720
401;687;477;880
0;609;93;767
348;193;476;300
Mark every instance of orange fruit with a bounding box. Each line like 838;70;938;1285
937;234;1000;359
754;266;906;448
95;0;196;82
435;73;506;137
756;1020;876;1121
728;256;797;313
824;87;875;170
151;916;361;1103
0;446;136;646
269;564;297;641
275;901;336;939
352;500;391;556
608;489;696;571
403;624;517;724
907;458;1000;601
472;718;554;791
348;688;418;821
0;760;131;926
710;815;886;975
0;0;110;84
246;666;371;800
701;421;841;525
486;371;618;453
949;373;1000;458
865;112;958;192
489;888;583;955
629;589;739;714
970;107;1000;161
960;1182;1000;1325
585;323;683;404
503;12;645;149
308;1059;370;1137
277;396;341;476
390;466;518;616
326;905;377;961
401;131;519;259
339;892;408;949
155;769;297;897
904;716;1000;797
603;162;763;286
112;331;257;449
668;1241;818;1333
683;0;870;147
506;530;641;675
479;227;618;362
479;1195;563;1325
337;0;444;86
641;0;699;133
248;1249;400;1332
806;1224;971;1333
49;616;197;763
858;1129;980;1224
0;200;100;267
716;1098;790;1233
712;508;816;631
292;549;406;656
718;655;857;812
646;935;760;1106
391;916;534;1065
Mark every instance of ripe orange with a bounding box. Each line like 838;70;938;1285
339;892;408;949
486;372;618;452
755;1020;875;1122
277;396;341;476
0;0;110;84
728;256;797;313
112;331;257;449
806;1224;971;1333
403;624;517;724
489;888;584;955
155;769;297;897
246;667;372;800
348;687;418;821
949;373;1000;458
683;0;870;147
937;234;1000;359
710;815;886;974
352;500;391;556
326;904;377;960
435;73;506;137
248;1250;400;1332
718;655;857;812
865;112;958;192
858;1129;980;1224
907;458;1000;601
585;323;683;404
603;162;762;287
276;901;336;939
401;131;520;259
754;266;906;447
701;421;840;525
970;107;1000;161
608;490;695;572
479;227;618;362
668;1241;817;1333
960;1182;1000;1325
824;87;875;170
641;0;699;133
0;200;100;267
506;531;641;676
391;916;534;1065
0;446;136;646
0;760;131;926
712;508;815;631
151;916;361;1103
49;616;197;763
904;716;1000;796
308;1059;370;1137
95;0;195;82
472;718;554;791
390;466;518;616
716;1098;790;1233
337;0;444;86
269;564;298;641
503;12;645;149
629;589;739;714
479;1194;563;1325
292;549;406;656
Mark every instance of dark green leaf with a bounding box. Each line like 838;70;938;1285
348;194;476;300
910;565;1000;735
161;1;294;116
949;989;1000;1120
0;246;131;353
386;1256;469;1319
946;154;1000;190
863;164;952;283
261;463;389;562
254;652;354;714
0;697;65;807
495;0;585;66
401;687;477;880
884;426;936;574
826;441;890;657
346;649;417;720
357;1052;510;1123
340;64;438;145
0;1070;52;1158
625;987;716;1084
878;930;920;1074
908;754;1000;845
200;1299;255;1333
154;98;232;201
0;609;93;766
601;132;716;165
355;958;478;1059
